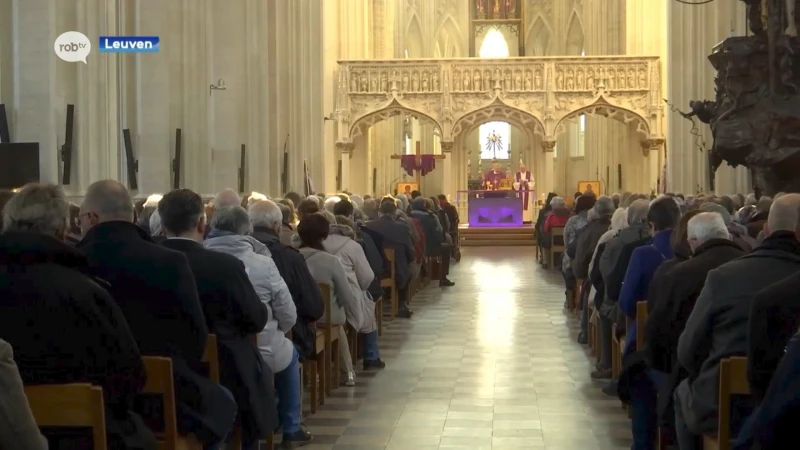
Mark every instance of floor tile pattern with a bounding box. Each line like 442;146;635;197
271;246;632;449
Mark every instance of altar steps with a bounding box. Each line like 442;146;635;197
459;225;536;247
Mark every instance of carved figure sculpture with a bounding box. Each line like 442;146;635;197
484;70;491;90
370;72;378;92
421;71;429;91
638;68;646;88
432;72;440;91
628;69;636;89
606;68;614;89
617;68;625;89
494;68;502;88
534;70;542;90
474;70;482;90
524;72;532;90
514;72;522;90
556;69;564;90
576;69;584;90
454;71;461;90
402;71;409;91
381;72;388;91
350;74;358;92
587;69;595;90
463;71;471;90
566;69;575;90
361;71;369;91
504;70;512;90
411;72;419;91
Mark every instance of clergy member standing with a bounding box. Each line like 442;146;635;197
513;162;535;222
483;160;506;190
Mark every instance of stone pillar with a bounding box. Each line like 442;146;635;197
542;141;556;198
134;0;171;194
338;145;353;192
442;142;453;200
666;1;747;194
9;0;60;185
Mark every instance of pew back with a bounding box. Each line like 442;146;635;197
25;383;107;450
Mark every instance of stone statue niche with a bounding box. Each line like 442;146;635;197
688;0;800;196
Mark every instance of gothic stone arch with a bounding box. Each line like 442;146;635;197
335;57;663;151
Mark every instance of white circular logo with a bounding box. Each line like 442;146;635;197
54;31;92;64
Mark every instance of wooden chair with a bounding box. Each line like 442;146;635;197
347;323;358;366
702;357;749;450
380;248;398;317
317;284;341;396
636;301;648;350
25;383;107;450
141;356;199;450
611;324;622;380
550;226;565;269
574;279;585;313
201;334;220;383
375;296;383;336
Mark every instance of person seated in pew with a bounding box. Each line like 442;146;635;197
645;212;744;439
326;213;386;371
336;201;386;304
248;199;325;365
733;332;800;450
746;196;800;404
700;202;756;253
561;195;595;307
367;200;416;318
0;183;157;450
674;194;800;450
77;180;236;450
0;338;48;450
277;202;299;245
297;213;365;386
573;196;615;343
410;197;455;287
619;196;679;450
157;189;279;450
203;206;311;447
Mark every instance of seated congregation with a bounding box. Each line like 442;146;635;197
535;189;800;450
0;182;459;449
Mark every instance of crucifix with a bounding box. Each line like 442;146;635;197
391;141;446;186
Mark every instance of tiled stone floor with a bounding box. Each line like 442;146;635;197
280;246;632;449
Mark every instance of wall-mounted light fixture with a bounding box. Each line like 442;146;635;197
209;79;227;95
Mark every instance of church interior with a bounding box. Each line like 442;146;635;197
1;0;800;449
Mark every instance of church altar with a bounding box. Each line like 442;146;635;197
457;190;527;227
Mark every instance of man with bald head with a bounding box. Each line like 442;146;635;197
79;180;237;448
674;193;800;450
214;188;241;210
746;193;800;403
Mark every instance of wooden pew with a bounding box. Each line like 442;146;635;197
702;357;749;450
202;334;220;383
141;356;199;450
317;284;341;396
611;324;622;380
636;301;647;350
573;279;585;313
380;248;398;317
25;383;107;450
550;226;565;270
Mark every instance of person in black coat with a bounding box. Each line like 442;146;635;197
748;251;800;403
249;199;325;360
647;213;745;433
77;180;236;448
409;197;455;287
0;183;156;450
366;201;416;317
157;189;278;448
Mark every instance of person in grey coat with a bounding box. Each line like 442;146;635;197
598;199;651;322
674;194;800;450
0;339;47;450
203;206;311;447
297;213;362;386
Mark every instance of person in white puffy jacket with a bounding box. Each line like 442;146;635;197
204;206;311;447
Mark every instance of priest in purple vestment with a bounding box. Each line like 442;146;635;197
483;160;506;191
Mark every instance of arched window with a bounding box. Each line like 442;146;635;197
478;30;511;160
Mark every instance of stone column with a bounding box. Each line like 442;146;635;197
338;144;353;192
181;0;212;194
441;142;453;200
666;1;747;194
542;140;556;197
133;0;171;194
9;0;59;184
